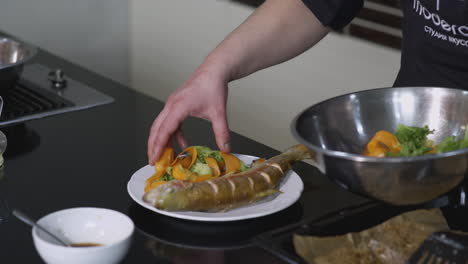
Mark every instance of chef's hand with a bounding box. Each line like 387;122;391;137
147;66;231;165
147;0;329;164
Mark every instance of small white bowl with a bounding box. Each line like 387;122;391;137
32;207;134;264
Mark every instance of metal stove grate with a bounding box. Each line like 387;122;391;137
0;80;74;122
0;64;113;127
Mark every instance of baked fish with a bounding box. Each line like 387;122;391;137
143;144;312;212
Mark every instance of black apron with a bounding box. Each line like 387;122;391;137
395;0;468;89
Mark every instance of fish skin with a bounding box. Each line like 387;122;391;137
143;144;313;212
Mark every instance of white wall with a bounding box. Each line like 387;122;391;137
130;0;401;151
0;0;129;85
0;0;401;151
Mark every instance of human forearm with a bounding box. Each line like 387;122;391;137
202;0;330;82
148;0;330;163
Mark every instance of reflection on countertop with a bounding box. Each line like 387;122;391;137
2;124;40;160
128;201;303;263
0;163;7;224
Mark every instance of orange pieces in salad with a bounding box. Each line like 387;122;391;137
144;146;250;192
364;130;401;157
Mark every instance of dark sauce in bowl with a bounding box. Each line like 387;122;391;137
70;243;103;247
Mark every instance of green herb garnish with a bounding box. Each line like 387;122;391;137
436;128;468;153
389;124;434;157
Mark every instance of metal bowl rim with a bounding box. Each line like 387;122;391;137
0;37;38;70
291;86;468;163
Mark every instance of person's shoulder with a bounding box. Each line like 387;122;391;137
301;0;363;30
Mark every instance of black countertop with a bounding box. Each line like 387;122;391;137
0;49;386;263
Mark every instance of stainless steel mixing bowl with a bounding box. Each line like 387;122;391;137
0;37;37;94
292;87;468;205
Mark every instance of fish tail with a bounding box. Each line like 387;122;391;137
282;144;315;161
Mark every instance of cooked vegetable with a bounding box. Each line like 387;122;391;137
364;130;401;157
161;167;174;181
364;124;468;157
145;147;174;185
436;128;468;153
172;163;193;180
390;125;434;157
144;146;252;193
204;157;221;177
220;152;241;174
195;146;223;163
190;162;212;176
171;146;197;168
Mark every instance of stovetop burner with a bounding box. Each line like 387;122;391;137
0;63;113;127
1;80;73;122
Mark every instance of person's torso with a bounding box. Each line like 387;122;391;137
396;0;468;89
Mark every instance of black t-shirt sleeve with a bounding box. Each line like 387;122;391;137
302;0;363;30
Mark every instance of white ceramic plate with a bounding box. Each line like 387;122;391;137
127;154;304;222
